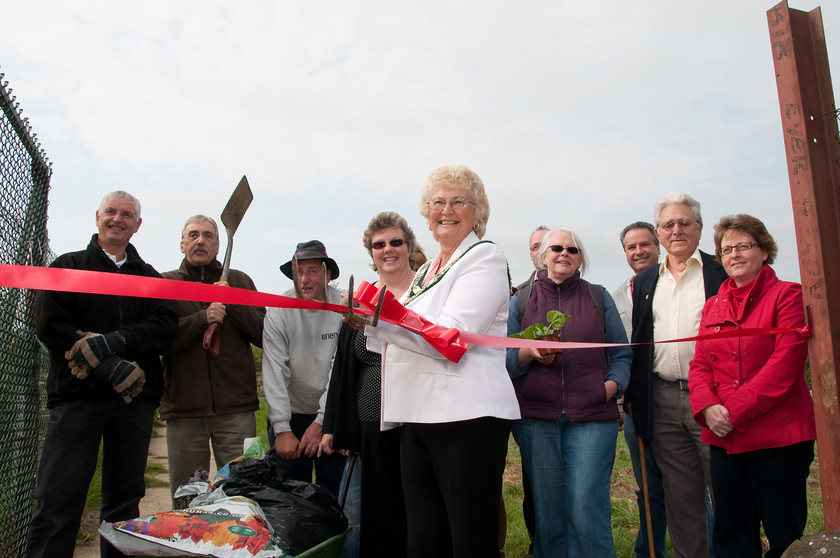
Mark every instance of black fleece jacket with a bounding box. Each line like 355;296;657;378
36;235;178;406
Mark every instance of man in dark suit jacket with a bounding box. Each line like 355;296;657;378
626;192;727;558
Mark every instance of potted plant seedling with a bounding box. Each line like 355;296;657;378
509;310;571;355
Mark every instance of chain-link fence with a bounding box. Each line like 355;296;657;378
0;69;53;558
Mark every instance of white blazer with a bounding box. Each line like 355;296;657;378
366;232;521;425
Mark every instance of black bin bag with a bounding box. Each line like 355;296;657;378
220;455;348;556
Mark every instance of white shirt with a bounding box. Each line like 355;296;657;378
652;249;705;382
612;276;633;341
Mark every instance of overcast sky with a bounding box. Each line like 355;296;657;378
3;1;838;298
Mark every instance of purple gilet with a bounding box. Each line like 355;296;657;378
513;271;619;423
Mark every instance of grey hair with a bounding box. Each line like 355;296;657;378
419;165;490;239
653;192;702;228
99;191;141;219
530;225;550;241
181;215;219;241
538;228;590;276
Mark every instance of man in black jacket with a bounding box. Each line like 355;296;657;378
626;192;727;558
26;191;177;558
161;215;265;503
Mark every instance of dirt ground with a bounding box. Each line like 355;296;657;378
782;532;840;557
73;426;179;558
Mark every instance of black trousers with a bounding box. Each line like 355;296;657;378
401;417;511;558
359;421;407;557
26;397;156;558
710;440;814;558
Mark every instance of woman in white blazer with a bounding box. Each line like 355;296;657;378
365;165;520;558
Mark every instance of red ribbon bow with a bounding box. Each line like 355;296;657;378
354;281;469;363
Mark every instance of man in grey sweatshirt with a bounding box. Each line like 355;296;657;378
262;240;345;496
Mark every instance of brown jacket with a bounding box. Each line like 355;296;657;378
160;258;265;419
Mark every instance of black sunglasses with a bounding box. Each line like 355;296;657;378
548;245;580;255
371;239;405;250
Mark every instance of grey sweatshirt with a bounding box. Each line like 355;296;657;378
262;286;343;433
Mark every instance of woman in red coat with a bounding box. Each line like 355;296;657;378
689;214;815;558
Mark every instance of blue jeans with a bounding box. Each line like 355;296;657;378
513;417;618;558
338;455;362;558
624;413;668;558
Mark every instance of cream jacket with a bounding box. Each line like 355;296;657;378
366;232;521;425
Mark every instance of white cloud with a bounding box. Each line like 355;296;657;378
1;0;837;296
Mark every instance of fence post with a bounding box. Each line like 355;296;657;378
768;0;840;530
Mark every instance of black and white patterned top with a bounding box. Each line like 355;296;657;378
354;329;382;422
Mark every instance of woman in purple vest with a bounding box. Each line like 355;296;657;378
506;228;632;558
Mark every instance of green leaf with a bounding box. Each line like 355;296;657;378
508;311;571;339
546;310;570;330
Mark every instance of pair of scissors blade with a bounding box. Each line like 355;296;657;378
321;262;329;303
291;256;304;299
370;284;387;327
347;275;355;318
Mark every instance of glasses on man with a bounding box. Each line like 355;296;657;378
429;199;470;210
658;218;696;231
548;245;580;255
371;239;405;250
719;242;759;256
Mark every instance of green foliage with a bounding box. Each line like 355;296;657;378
252;345;263;374
255;396;271;450
509;310;571;339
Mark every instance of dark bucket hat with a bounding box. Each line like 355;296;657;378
280;239;340;280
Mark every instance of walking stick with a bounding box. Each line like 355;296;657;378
339;454;357;510
637;435;656;558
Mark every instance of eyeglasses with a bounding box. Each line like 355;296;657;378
658;218;696;231
429;199;470;210
371;239;405;250
548;245;580;255
719;242;759;256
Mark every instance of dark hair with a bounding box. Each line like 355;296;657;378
713;214;777;264
362;212;425;271
619;221;658;248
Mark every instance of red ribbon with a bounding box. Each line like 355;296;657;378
0;265;809;363
0;264;352;313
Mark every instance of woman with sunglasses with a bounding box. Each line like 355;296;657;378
320;211;425;557
506;228;631;558
689;214;815;558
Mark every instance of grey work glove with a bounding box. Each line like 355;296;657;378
94;354;145;404
65;330;125;378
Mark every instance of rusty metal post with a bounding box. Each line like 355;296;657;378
768;0;840;530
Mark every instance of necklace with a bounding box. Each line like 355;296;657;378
404;240;492;305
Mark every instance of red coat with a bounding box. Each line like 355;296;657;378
689;265;815;454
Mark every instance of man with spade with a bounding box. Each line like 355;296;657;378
160;215;265;503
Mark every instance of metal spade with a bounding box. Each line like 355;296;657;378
203;175;254;359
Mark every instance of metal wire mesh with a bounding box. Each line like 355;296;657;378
0;69;53;558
